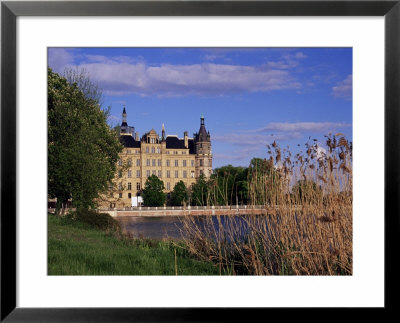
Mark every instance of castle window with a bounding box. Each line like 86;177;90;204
166;151;170;155
183;160;187;167
166;160;170;167
151;147;155;153
191;160;194;167
146;170;150;177
136;170;140;178
166;182;170;190
175;160;179;167
146;159;150;166
136;159;140;166
152;170;156;176
127;150;131;154
200;160;203;167
158;170;162;177
158;159;162;166
167;171;170;178
146;147;149;153
175;171;179;178
128;193;132;199
183;171;187;178
118;159;122;166
127;170;132;178
118;171;122;178
157;147;161;154
128;182;132;190
127;159;132;166
191;171;195;178
118;183;123;190
136;182;141;190
119;193;122;198
152;159;156;166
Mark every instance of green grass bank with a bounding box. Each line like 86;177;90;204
48;212;220;275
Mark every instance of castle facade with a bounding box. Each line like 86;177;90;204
103;107;212;208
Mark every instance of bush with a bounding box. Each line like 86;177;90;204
72;208;121;234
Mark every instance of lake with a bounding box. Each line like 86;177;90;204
115;215;255;240
116;216;184;239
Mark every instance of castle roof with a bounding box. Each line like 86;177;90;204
195;116;210;142
166;136;195;154
119;134;195;153
119;135;140;148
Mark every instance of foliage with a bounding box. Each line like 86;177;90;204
190;174;209;206
69;209;121;234
169;181;188;206
48;68;122;213
291;180;322;204
142;175;166;206
209;165;248;206
247;157;280;205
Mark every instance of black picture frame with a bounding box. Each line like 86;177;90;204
1;1;399;321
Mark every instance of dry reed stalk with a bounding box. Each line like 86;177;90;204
179;134;352;275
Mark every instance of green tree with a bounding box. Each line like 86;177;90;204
291;180;322;204
48;68;122;214
142;175;166;207
170;181;188;206
210;165;248;205
190;174;209;206
247;157;280;205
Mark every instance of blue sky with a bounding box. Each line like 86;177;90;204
48;47;352;169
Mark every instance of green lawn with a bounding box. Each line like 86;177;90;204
48;214;220;275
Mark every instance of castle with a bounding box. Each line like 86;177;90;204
104;107;212;208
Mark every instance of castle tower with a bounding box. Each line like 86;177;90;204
120;106;134;137
194;115;212;178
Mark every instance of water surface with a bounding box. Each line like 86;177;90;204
116;215;255;240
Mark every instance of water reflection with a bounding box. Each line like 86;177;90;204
116;216;184;239
116;215;255;240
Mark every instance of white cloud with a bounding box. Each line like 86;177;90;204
48;48;75;74
332;74;352;100
47;48;308;97
214;147;261;164
75;62;301;97
251;122;352;133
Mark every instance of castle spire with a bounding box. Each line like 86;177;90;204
120;106;134;137
198;115;209;142
122;106;127;125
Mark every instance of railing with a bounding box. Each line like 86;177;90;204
97;205;269;211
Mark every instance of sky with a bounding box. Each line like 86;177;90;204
48;47;352;169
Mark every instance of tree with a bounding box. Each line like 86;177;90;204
48;68;122;214
247;157;280;205
141;175;166;207
190;174;209;206
210;165;248;205
170;181;188;206
291;180;322;205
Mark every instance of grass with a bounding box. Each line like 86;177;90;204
179;134;353;275
48;213;220;275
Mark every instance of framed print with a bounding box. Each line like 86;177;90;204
1;0;399;321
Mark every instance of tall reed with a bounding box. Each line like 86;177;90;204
179;134;352;275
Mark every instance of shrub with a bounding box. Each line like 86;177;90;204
72;208;121;234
